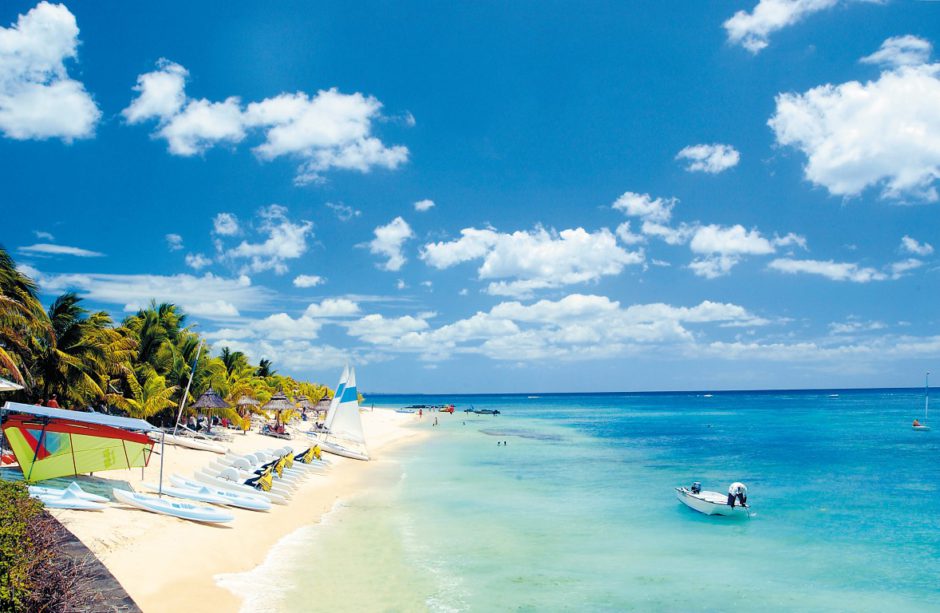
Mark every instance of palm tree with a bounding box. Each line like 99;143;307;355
111;368;178;419
0;246;51;385
256;358;276;378
30;293;135;407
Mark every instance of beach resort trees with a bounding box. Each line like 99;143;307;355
0;246;332;424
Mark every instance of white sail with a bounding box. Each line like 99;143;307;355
324;364;349;430
326;367;366;445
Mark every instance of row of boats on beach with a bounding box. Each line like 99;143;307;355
1;365;373;524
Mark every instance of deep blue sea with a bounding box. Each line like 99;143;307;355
223;389;940;611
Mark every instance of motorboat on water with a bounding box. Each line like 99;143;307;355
676;482;750;518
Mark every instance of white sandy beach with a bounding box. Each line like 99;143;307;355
47;409;423;613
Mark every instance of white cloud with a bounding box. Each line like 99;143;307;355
0;2;100;141
325;202;361;221
770;43;940;201
293;274;324;288
396;279;407;290
768;258;886;282
421;226;643;298
640;221;695;246
124;61;409;182
224;205;313;274
345;313;431;344
348;294;769;362
829;318;886;335
900;235;934;256
889;258;923;278
34;230;54;241
676;143;740;173
32;270;263;319
723;0;839;54
304;298;360;318
615;221;645;245
413;199;435;212
612;192;675;223
368;216;413;272
122;59;188;123
861;35;932;69
19;243;103;257
686;225;805;278
213;212;240;236
185;252;212;270
166;233;183;251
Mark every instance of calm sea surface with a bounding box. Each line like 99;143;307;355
219;390;940;612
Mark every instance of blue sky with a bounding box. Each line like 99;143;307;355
2;0;939;393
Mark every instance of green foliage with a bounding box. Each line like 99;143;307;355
0;481;45;611
0;246;335;421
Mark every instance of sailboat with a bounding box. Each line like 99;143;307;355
313;366;370;461
913;372;931;431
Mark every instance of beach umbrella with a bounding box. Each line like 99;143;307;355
296;394;312;409
235;395;260;408
0;377;23;392
262;390;294;425
192;387;230;411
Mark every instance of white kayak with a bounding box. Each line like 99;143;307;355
213;457;305;485
141;482;230;506
202;465;296;496
34;489;106;511
192;470;289;505
29;481;109;504
317;438;370;461
113;488;234;524
675;487;750;518
150;432;228;454
169;475;272;511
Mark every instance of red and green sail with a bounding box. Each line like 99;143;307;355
2;414;154;482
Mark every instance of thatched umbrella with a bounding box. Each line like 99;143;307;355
236;395;260;408
262;390;294;427
314;397;330;422
191;387;230;432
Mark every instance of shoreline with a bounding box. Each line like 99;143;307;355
48;409;425;613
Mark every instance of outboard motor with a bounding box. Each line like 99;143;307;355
690;482;701;494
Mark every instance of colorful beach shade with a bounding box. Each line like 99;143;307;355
1;402;155;483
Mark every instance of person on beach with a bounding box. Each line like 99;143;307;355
727;482;747;508
47;394;59;408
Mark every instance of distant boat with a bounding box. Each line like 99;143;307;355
676;482;750;518
913;372;931;431
702;394;713;398
828;394;839;398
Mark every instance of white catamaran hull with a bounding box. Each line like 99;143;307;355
113;488;234;523
169;475;272;511
150;432;227;454
675;487;750;518
317;437;370;461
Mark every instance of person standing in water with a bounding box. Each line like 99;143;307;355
727;482;747;508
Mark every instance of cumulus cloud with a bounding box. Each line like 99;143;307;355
213;212;240;236
0;2;100;141
124;60;409;183
34;230;54;241
19;243;103;257
723;0;840;54
421;226;644;298
31;269;264;319
612;192;676;223
688;224;805;278
861;35;932;69
222;205;313;274
900;235;934;256
166;233;184;251
293;274;324;288
413;199;435;212
368;217;413;271
676;144;740;173
304;298;360;318
770;39;940;201
347;294;768;362
185;252;212;270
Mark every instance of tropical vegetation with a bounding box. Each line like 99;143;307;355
0;246;332;425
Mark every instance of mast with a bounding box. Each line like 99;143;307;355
926;371;930;422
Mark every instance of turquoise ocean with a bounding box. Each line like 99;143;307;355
220;390;940;611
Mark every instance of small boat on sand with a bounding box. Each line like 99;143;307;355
676;482;750;518
168;475;272;511
149;431;227;454
34;489;106;511
29;481;109;504
113;488;234;524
